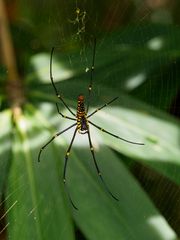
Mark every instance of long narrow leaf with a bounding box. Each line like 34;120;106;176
5;110;75;240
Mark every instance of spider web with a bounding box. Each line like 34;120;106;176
1;0;180;239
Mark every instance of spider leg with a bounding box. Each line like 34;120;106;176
63;128;78;210
86;38;96;113
38;123;76;162
87;130;119;201
88;121;144;145
50;47;76;117
55;103;76;121
87;97;118;118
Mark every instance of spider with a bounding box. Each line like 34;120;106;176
38;39;144;210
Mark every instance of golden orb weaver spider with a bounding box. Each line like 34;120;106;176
38;39;144;210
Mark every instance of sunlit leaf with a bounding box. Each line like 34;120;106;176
5;109;75;240
90;95;180;184
29;79;180;186
11;103;176;240
2;20;180;240
71;147;177;240
27;24;180;111
0;110;12;199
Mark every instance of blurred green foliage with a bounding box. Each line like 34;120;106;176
0;0;180;240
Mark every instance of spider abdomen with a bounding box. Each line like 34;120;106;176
77;95;88;134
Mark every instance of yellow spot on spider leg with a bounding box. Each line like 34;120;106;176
66;152;70;156
76;8;80;14
90;147;93;151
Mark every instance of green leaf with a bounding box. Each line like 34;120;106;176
5;108;75;240
69;146;177;240
5;103;175;240
10;23;180;239
132;60;180;110
0;110;12;199
91;97;180;184
30;79;180;186
27;23;180;111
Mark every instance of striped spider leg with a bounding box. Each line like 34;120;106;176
38;38;144;210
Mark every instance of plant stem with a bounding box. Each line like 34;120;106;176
0;0;24;118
